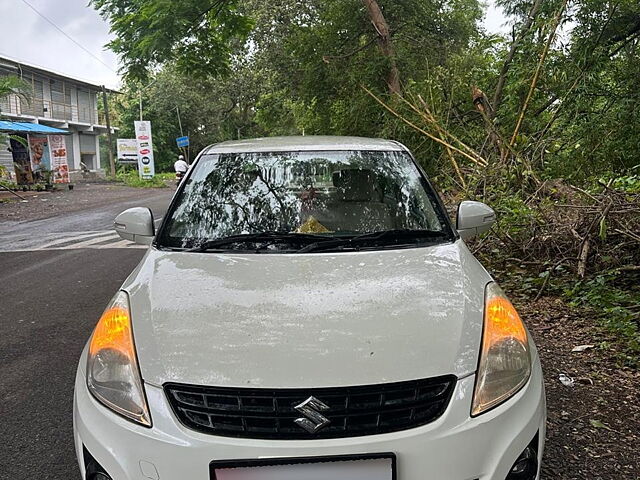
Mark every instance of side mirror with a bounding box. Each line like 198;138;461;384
456;201;496;240
114;207;155;245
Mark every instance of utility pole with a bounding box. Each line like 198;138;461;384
176;106;184;136
176;106;188;163
101;85;116;177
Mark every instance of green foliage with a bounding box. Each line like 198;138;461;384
95;0;640;361
0;179;19;190
155;172;177;181
0;75;31;105
0;76;32;144
491;193;538;235
565;272;640;364
111;58;270;171
607;173;640;194
493;0;640;179
247;0;483;141
91;0;253;80
95;0;640;183
116;169;167;188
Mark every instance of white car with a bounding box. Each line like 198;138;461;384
74;136;545;480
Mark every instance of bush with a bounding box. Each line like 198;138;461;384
0;179;19;191
564;272;640;364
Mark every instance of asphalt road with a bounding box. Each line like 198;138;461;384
0;188;173;479
1;185;172;252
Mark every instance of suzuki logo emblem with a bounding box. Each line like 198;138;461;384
294;396;331;433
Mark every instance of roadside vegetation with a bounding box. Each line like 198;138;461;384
93;0;640;362
115;167;171;188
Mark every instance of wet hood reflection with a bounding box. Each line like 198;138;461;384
123;240;491;388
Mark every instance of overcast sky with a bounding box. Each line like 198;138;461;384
484;1;511;35
0;0;120;89
0;0;509;90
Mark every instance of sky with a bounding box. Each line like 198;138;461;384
484;1;511;35
0;0;120;89
0;0;509;91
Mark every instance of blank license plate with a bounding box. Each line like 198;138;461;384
211;454;396;480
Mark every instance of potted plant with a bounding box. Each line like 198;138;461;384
41;169;55;191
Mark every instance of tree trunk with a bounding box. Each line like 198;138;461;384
361;0;401;94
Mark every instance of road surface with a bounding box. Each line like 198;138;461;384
0;186;173;479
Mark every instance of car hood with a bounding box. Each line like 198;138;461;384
123;240;492;388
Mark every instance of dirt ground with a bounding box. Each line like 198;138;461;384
0;182;172;223
517;296;640;479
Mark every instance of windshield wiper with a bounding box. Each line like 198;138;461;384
296;229;447;253
188;231;332;252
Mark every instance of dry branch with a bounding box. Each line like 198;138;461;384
362;86;489;167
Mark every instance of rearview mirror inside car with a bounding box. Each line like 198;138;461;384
456;201;496;240
114;207;155;245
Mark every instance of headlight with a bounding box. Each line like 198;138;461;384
472;282;531;416
86;291;151;426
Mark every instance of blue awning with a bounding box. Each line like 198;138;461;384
0;121;70;135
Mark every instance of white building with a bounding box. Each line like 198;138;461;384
0;55;116;176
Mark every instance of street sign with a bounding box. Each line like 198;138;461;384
176;136;189;148
134;121;156;179
116;139;139;164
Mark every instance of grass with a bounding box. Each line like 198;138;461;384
115;170;171;188
155;172;177;181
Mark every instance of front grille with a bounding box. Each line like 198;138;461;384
164;375;456;439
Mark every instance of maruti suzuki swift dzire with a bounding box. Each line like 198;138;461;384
74;136;545;480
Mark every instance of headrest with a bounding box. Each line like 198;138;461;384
332;169;379;202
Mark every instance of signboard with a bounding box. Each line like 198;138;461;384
116;139;139;164
28;135;51;180
134;121;155;179
48;134;70;183
176;136;189;148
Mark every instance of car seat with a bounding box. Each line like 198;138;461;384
310;169;394;232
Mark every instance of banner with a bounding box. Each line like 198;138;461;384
134;121;155;179
116;139;138;164
28;135;51;181
48;134;70;184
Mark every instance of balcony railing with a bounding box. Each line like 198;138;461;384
1;95;102;125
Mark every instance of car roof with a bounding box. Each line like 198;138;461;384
203;136;407;154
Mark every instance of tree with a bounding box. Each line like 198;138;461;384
0;75;31;151
91;0;253;80
0;75;30;114
111;61;268;171
361;0;401;94
108;0;486;175
240;0;483;141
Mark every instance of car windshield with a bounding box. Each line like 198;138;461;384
157;150;453;252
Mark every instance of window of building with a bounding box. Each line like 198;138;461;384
50;79;72;120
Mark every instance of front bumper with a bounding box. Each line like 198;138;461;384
73;356;545;480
